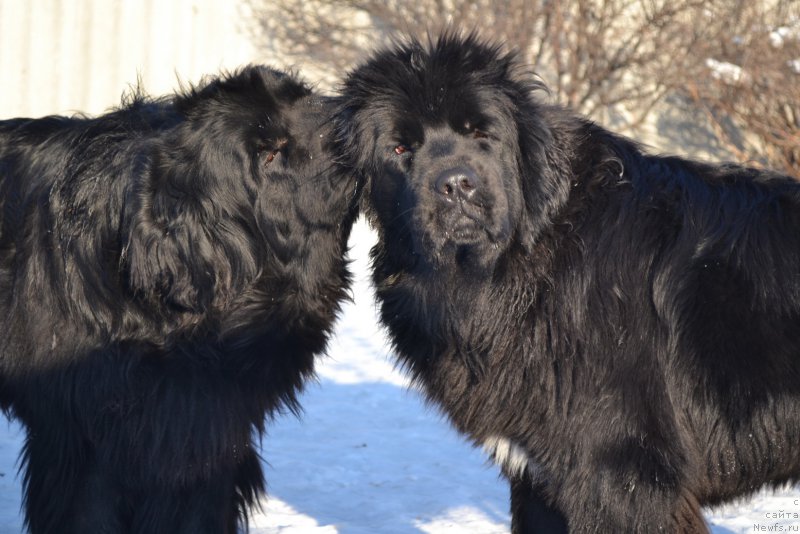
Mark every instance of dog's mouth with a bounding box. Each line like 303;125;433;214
416;202;511;271
445;210;493;243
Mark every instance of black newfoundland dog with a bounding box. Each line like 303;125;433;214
334;33;800;532
0;66;359;533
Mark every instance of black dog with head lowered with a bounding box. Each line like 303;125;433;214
335;33;800;533
0;66;359;533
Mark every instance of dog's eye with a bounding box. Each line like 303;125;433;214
264;150;280;164
464;121;487;139
394;144;411;155
260;137;289;164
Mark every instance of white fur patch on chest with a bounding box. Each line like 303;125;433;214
482;436;532;478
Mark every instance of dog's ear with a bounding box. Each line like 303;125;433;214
122;158;212;313
508;83;573;251
121;142;246;315
332;96;364;169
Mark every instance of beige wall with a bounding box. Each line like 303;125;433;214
0;0;259;118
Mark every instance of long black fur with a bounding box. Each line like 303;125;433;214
334;33;800;533
0;66;360;533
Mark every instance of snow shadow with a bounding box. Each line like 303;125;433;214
256;378;511;533
1;376;797;533
0;419;24;534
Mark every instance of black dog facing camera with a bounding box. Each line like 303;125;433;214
335;33;800;533
0;66;359;533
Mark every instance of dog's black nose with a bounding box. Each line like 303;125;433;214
434;167;481;201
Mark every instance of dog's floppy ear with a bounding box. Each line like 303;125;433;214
505;77;573;251
121;135;252;315
122;148;218;314
516;109;566;249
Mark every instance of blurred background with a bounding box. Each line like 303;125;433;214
0;0;798;176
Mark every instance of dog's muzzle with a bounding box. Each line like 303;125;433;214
431;165;494;243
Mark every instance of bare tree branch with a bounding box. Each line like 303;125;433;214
244;0;800;176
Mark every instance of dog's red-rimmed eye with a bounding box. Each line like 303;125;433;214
260;137;288;165
395;144;411;155
264;150;279;164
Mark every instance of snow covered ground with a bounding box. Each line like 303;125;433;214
0;219;798;533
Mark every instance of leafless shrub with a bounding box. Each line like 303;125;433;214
245;0;799;176
683;1;800;177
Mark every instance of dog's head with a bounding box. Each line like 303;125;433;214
125;66;360;316
336;33;560;276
